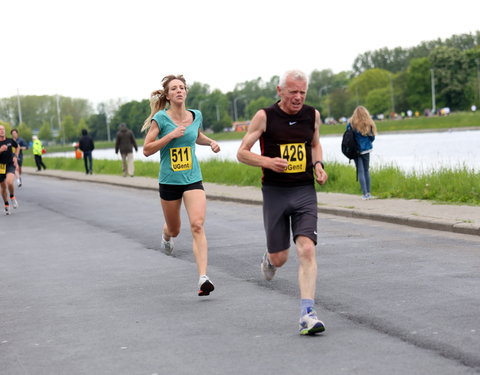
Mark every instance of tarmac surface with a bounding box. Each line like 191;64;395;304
23;166;480;236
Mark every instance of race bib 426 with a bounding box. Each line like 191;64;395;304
170;147;192;171
280;143;306;173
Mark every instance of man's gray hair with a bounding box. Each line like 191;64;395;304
278;69;309;88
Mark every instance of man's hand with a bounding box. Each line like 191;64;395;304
314;165;328;185
268;157;289;173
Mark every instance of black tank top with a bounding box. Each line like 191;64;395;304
260;102;316;186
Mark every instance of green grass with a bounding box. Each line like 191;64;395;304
23;157;480;205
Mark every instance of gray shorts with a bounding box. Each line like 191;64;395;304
262;184;318;253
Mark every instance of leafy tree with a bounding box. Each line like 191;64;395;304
245;97;272;119
349;68;392;104
77;118;89;136
328;87;354;119
465;46;480;106
366;88;391;115
352;32;480;76
430;46;471;109
87;112;107;140
38;122;53;141
16;123;33;143
110;100;149;138
406;58;433;111
58;115;77;143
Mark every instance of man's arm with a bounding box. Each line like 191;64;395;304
311;110;328;185
237;110;288;173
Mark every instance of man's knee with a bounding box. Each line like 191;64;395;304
296;236;316;261
269;250;289;267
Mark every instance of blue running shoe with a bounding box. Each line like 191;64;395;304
299;307;325;335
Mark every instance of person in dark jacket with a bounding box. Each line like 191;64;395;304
78;129;95;174
347;106;377;200
115;123;138;177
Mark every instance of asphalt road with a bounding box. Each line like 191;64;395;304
1;175;480;375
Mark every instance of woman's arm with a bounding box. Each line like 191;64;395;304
196;131;220;153
143;120;184;157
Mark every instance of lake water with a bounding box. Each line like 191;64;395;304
48;129;480;175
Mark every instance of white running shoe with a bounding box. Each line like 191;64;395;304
11;198;18;209
261;252;276;281
299;307;326;335
5;206;11;215
161;235;174;255
198;275;215;296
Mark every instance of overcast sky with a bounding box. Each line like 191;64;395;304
2;0;479;105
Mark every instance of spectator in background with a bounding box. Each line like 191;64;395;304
347;106;377;200
115;123;138;177
32;136;47;171
78;129;95;175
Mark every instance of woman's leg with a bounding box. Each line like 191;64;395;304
362;153;371;194
354;157;368;195
160;198;182;240
182;189;208;276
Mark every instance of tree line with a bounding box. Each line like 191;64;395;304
1;31;479;142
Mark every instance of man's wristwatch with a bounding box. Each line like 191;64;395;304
313;160;325;169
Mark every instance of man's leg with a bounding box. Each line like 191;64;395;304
34;155;41;171
6;172;17;208
296;236;317;300
126;153;134;176
83;153;89;173
121;153;127;176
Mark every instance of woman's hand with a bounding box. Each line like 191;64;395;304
171;126;186;139
210;140;220;153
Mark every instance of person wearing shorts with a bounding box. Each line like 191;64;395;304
0;125;19;215
237;70;328;335
142;74;220;297
10;128;27;187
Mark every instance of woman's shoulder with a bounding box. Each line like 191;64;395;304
152;109;168;123
188;109;203;123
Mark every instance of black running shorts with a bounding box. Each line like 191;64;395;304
262;184;318;253
0;164;16;183
159;181;204;201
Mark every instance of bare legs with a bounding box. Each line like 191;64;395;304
267;235;317;299
160;189;208;276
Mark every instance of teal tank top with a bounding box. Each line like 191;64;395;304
152;109;203;185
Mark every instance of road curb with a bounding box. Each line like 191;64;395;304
23;168;479;237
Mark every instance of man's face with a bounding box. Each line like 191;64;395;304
277;77;307;115
11;130;18;139
0;126;5;138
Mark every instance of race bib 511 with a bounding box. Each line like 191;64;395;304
280;143;306;173
170;147;192;171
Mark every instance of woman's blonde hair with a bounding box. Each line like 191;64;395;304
349;106;378;136
141;74;188;132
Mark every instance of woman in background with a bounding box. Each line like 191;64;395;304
347;106;377;200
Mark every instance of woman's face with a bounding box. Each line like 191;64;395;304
166;79;187;104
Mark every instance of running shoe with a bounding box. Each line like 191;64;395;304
4;205;10;215
198;276;214;296
11;197;18;209
161;235;174;255
261;251;276;281
17;178;22;187
299;307;325;335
